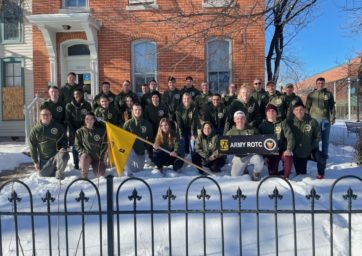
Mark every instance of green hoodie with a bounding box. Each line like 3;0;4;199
306;88;336;121
29;121;67;163
258;119;295;152
75;126;107;161
265;91;287;120
288;115;320;158
143;104;168;134
123;117;153;155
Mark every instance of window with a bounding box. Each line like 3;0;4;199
0;0;22;43
132;40;157;94
2;59;23;87
68;44;90;56
206;38;231;93
129;0;154;4
64;0;87;8
203;0;234;8
126;0;159;10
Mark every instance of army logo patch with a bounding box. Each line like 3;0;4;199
218;112;224;119
108;113;113;119
209;142;213;148
81;109;88;115
275;126;281;134
174;94;180;100
275;98;282;106
51;128;58;135
208;98;211;102
264;138;277;151
188;112;193;119
158;110;164;117
324;95;329;100
248;104;255;113
219;139;229;151
291;100;297;106
94;135;101;142
56;106;63;112
305;124;312;132
141;126;147;133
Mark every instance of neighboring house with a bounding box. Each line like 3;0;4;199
27;0;265;98
0;0;34;137
296;57;361;119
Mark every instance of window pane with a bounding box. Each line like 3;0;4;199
68;44;90;56
13;77;22;87
129;0;154;4
66;0;86;7
133;42;156;73
207;40;230;72
134;75;146;94
5;63;14;76
5;77;14;87
13;62;21;76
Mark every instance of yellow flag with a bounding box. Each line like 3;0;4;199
106;122;137;176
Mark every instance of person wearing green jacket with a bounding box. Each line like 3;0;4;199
264;81;288;120
65;89;92;169
203;93;227;135
251;78;268;112
152;118;184;173
59;72;83;103
94;95;121;126
225;84;262;132
192;122;226;174
194;81;212;122
226;110;264;181
306;77;336;159
162;76;181;121
75;112;107;178
41;86;66;127
123;103;153;176
284;83;303;120
288;102;326;179
115;80;139;112
258;104;295;178
29;107;69;179
180;76;200;100
176;92;199;155
92;81;116;111
222;83;237;109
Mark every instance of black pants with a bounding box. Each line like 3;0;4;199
192;153;226;174
293;148;326;176
153;150;183;171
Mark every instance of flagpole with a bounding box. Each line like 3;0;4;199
132;135;214;176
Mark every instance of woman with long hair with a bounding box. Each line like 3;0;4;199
153;118;183;172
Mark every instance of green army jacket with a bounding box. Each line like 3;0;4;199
284;93;303;120
123;117;153;155
94;106;121;126
180;85;200;100
251;89;268;110
143;104;168;132
75;126;107;161
161;88;181;117
29;121;67;163
115;91;139;111
258;119;295;152
41;99;66;125
194;92;212;119
203;104;227;131
175;104;199;137
65;100;92;138
288;115;320;158
306;88;336;121
195;132;220;164
59;83;82;103
264;91;287;120
93;91;116;110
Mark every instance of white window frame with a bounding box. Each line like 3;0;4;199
62;0;89;9
131;40;158;94
203;0;235;8
126;0;159;11
205;37;232;93
0;0;23;44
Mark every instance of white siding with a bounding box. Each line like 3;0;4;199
0;0;33;137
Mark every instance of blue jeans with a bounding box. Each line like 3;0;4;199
317;119;330;158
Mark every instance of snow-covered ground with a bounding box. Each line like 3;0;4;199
0;121;361;256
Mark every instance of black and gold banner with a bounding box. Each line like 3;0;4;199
219;135;278;155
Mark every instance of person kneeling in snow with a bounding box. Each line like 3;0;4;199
75;112;107;178
29;107;69;179
226;110;264;181
192;122;226;174
153;118;184;172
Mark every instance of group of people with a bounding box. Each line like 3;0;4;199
29;71;336;180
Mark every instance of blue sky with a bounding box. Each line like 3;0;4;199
284;0;362;77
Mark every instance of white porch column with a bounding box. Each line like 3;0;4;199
90;58;99;96
348;78;351;120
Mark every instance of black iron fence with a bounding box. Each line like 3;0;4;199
0;175;361;256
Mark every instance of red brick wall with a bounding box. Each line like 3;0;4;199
32;0;265;95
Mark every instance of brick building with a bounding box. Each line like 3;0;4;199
27;0;265;98
296;57;361;119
